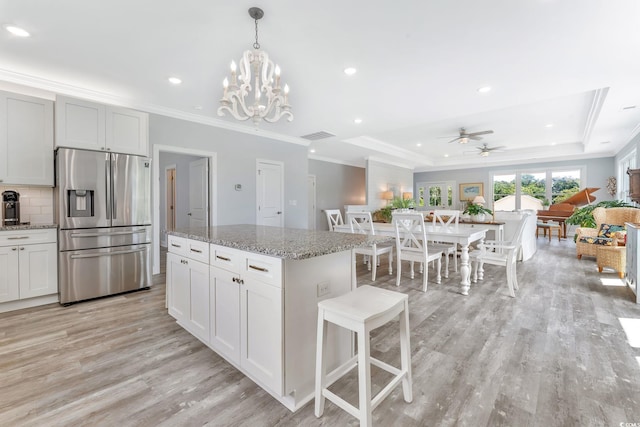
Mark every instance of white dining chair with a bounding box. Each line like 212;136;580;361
346;212;393;281
393;212;442;292
469;216;528;297
431;209;461;278
325;209;344;231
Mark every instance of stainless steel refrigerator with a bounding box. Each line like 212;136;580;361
55;148;152;304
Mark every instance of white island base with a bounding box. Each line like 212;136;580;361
167;234;355;412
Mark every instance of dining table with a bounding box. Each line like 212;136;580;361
334;222;488;295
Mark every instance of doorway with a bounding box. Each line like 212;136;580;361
152;145;217;275
165;165;176;243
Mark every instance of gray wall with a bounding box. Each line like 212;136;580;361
309;159;366;230
414;157;616;207
150;115;309;228
158;152;205;243
366;160;414;210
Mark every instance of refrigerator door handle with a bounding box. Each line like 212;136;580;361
111;158;117;220
70;248;146;259
70;229;147;238
105;159;111;220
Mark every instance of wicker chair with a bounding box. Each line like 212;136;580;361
576;207;640;259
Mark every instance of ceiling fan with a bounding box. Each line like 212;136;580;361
466;143;506;157
444;127;494;144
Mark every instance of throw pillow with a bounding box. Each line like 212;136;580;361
598;223;626;238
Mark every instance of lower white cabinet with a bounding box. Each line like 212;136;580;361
167;251;210;343
0;229;58;305
209;262;283;394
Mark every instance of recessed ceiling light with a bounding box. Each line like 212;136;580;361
444;154;449;158
194;105;203;110
545;123;554;128
550;142;557;146
416;143;422;147
354;118;362;124
168;77;182;85
477;86;491;93
310;149;316;153
5;25;30;37
344;67;357;76
601;141;611;145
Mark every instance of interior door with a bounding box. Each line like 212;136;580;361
188;158;209;228
257;160;284;227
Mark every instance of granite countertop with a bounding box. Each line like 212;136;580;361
0;224;57;232
167;225;391;260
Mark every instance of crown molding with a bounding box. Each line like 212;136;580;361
308;154;364;168
582;87;609;147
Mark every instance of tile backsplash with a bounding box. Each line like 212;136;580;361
0;185;54;224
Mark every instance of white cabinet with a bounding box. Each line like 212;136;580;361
208;244;283;394
167;238;211;343
0;91;54;186
0;229;58;304
55;96;148;156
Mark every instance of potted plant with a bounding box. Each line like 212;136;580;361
566;200;636;240
463;203;493;222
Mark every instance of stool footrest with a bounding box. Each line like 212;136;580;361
322;355;409;414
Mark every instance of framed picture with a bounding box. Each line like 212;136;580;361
459;183;483;201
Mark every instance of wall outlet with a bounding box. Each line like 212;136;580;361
317;281;330;297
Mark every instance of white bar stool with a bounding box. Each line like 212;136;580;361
314;285;412;427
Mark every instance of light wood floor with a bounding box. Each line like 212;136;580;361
2;239;640;426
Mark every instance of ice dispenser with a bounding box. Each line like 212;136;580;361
68;189;94;217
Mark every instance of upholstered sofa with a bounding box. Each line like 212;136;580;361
576;207;640;259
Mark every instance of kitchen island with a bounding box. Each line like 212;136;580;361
165;225;388;412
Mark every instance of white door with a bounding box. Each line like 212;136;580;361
257;160;284;227
308;175;316;230
189;158;209;228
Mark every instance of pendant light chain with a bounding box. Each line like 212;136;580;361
253;18;260;50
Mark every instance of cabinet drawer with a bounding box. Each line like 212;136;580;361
0;228;56;246
186;239;209;263
211;244;242;273
167;235;187;256
243;252;282;288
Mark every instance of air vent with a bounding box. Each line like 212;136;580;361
622;105;637;110
300;131;335;141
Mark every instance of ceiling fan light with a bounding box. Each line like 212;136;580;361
480;151;489;157
459;137;469;144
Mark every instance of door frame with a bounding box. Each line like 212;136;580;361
308;174;316;230
164;164;177;247
153;144;217;275
256;159;284;226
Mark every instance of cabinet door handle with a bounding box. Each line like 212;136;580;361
249;264;269;273
216;255;231;262
7;236;29;240
11;247;17;251
171;243;182;248
19;247;24;251
190;248;203;254
180;259;188;265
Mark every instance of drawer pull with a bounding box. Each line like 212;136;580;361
216;255;231;262
7;236;29;240
190;248;203;254
171;243;182;248
249;264;269;273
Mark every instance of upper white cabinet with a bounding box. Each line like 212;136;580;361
0;91;54;186
56;95;149;156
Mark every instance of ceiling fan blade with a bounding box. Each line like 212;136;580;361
468;135;483;141
486;145;506;151
468;130;494;136
447;137;461;143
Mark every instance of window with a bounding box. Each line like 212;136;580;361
491;167;583;211
618;150;637;203
416;181;455;208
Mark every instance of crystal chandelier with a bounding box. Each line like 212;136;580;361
218;7;293;125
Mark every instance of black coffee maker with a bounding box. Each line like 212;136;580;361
2;190;20;226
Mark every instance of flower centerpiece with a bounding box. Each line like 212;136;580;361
463;203;493;222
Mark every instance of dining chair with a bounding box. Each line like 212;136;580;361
346;212;393;281
392;212;442;292
431;209;461;278
325;209;344;231
469;216;528;297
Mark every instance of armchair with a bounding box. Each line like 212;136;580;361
576;207;640;259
